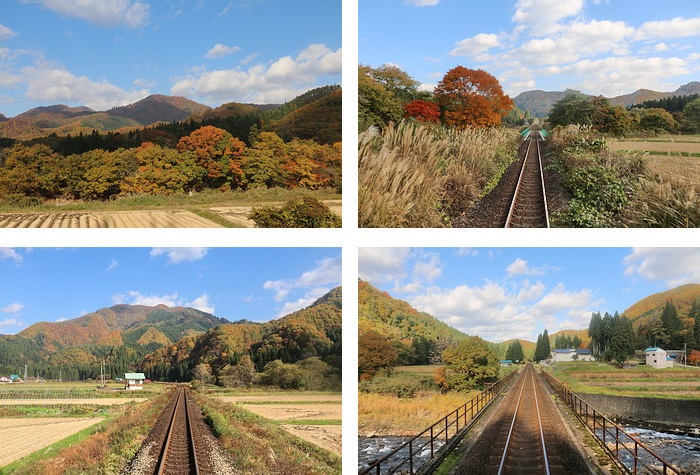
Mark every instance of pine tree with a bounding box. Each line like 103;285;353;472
689;300;700;350
505;340;524;363
661;301;684;348
609;316;636;365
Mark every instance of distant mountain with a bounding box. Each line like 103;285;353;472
0;113;8;122
358;280;466;343
106;94;210;125
512;89;584;118
513;82;700;118
622;283;700;328
15;304;229;353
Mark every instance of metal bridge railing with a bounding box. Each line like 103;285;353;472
359;369;518;475
541;370;683;475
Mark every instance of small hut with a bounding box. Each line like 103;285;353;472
124;372;146;390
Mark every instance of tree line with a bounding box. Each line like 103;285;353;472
359;64;514;132
547;92;700;135
0;125;341;203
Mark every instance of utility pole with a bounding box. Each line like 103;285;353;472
101;359;105;389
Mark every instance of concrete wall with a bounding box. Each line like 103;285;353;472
578;392;700;432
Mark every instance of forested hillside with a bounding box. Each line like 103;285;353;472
0;286;342;387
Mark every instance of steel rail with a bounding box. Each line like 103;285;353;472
498;365;551;475
505;133;550;228
156;388;200;475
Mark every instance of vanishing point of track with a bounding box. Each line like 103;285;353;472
505;133;550;228
155;387;201;475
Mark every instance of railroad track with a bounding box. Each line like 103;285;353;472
155;387;201;475
505;133;549;228
451;364;591;474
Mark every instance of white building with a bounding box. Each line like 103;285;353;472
552;349;576;362
645;347;674;369
575;348;595;361
124;372;146;390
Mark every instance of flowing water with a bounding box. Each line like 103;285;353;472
358;436;444;473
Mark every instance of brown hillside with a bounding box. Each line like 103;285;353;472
265;89;341;145
623;283;700;327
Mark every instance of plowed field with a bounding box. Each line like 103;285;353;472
0;210;221;228
0;417;102;467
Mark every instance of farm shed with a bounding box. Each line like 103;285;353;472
552;349;576;362
500;360;513;367
645;347;674;369
575;348;594;361
124;372;146;390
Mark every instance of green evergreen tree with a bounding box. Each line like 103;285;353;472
609;316;636;365
661;301;684;348
505;340;524;363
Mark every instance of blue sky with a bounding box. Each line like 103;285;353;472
359;248;700;343
0;247;341;335
360;0;700;98
0;0;341;117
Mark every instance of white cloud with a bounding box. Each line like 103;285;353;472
186;294;215;314
150;248;208;265
106;259;118;272
359;248;411;284
276;287;331;316
506;258;556;276
402;0;440;6
263;255;341;302
22;65;149;111
530;283;598;321
449;33;499;58
624;248;700;287
114;291;180;307
21;0;150;28
413;252;442;283
55;318;68;322
1;303;23;313
0;248;22;264
171;44;341;104
205;43;241;59
0;24;18;40
512;0;584;34
240;53;258;65
0;318;23;328
635;17;700;41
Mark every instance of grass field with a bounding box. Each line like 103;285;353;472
547;362;700;400
0;381;165;400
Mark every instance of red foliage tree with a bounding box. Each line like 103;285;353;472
403;100;441;124
434;66;513;128
176;125;245;190
688;349;700;366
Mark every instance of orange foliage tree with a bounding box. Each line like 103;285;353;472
434;66;513;128
403;100;441;124
688;349;700;366
176;125;246;190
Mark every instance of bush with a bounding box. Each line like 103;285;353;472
359;372;437;398
248;196;341;227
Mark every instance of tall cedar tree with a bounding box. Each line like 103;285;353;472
661;301;684;348
434;67;513;129
505;339;524;363
609;316;636;365
689;300;700;350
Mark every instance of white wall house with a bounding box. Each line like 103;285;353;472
645;347;674;369
552;349;576;362
124;372;146;390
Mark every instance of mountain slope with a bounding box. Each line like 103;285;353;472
358;280;466;343
106;94;210;125
513;82;700;117
265;89;342;144
622;283;700;328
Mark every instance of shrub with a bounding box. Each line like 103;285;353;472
359;372;437;398
248;196;341;228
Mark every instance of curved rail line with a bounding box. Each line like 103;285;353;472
497;364;550;475
155;387;201;475
505;133;550;228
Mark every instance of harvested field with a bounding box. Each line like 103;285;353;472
0;210;221;228
0;417;102;467
0;398;143;405
239;404;341;421
215;394;341;403
281;425;342;456
608;139;700;155
210;200;342;227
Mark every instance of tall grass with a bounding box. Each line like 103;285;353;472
358;120;519;227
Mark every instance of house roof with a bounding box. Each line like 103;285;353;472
125;372;146;379
554;349;575;353
500;360;513;363
645;347;661;352
576;348;592;355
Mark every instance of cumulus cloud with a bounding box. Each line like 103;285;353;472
1;303;23;313
0;24;17;40
150;248;208;265
0;318;23;329
263;255;341;302
635;17;700;41
359;248;411;284
408;278;598;342
512;0;584;34
171;43;341;104
624;248;700;287
186;294;215;314
506;258;558;277
205;43;241;59
21;0;150;28
106;259;119;272
276;287;332;316
21;65;149;110
449;33;499;58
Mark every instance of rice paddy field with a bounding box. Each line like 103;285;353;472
608;135;700;186
547;362;700;400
